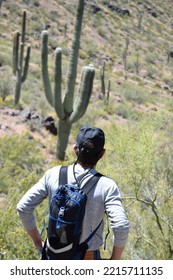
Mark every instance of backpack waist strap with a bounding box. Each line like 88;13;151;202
47;239;73;254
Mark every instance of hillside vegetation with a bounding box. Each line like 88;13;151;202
1;0;173;260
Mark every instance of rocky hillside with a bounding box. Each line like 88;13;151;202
1;0;173;135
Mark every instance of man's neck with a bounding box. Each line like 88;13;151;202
75;162;96;169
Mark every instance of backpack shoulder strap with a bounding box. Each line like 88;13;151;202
59;166;102;194
84;219;103;244
84;172;103;195
41;166;68;259
59;166;68;185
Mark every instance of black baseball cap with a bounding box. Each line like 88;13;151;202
76;126;105;153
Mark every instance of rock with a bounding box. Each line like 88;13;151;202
115;95;123;103
86;1;101;14
30;113;40;120
0;124;8;131
9;110;20;116
105;3;130;16
163;84;170;90
146;7;157;18
151;107;157;111
20;108;32;122
42;116;57;135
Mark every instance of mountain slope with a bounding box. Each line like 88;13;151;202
1;0;173;127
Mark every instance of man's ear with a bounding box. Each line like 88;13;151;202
73;145;78;156
100;148;106;159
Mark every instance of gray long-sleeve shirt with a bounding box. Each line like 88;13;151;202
17;164;129;250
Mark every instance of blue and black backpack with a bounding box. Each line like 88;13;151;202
42;166;102;260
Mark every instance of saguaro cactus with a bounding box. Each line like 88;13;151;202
0;0;3;12
123;32;130;80
100;62;106;97
13;10;31;105
41;0;95;160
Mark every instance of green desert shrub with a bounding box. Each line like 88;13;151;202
0;134;45;193
0;182;42;260
0;134;47;259
0;75;14;101
120;82;150;104
99;113;173;259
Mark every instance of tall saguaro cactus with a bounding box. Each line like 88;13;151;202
41;0;95;160
13;10;31;105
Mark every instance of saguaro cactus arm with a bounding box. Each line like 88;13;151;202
54;48;65;119
13;31;20;75
18;10;26;77
41;30;53;107
21;10;26;43
63;0;85;116
69;65;95;124
12;10;31;105
21;45;31;83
